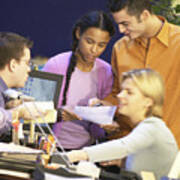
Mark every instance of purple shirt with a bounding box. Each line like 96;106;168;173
43;51;113;149
0;78;12;136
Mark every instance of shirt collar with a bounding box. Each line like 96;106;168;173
0;77;8;93
156;16;169;47
135;16;169;47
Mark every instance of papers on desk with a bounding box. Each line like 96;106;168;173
23;101;57;123
45;173;93;180
23;101;54;113
74;106;117;125
0;143;43;154
44;161;97;180
23;109;57;124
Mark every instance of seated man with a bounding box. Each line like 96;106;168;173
0;32;41;140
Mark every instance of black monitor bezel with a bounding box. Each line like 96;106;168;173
28;70;63;108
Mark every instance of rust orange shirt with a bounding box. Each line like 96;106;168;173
105;17;180;147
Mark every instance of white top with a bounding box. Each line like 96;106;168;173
84;117;179;180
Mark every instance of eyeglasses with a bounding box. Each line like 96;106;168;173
28;61;34;67
20;60;34;68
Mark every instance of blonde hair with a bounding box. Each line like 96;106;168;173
121;68;164;118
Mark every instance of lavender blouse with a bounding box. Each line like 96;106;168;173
43;51;113;149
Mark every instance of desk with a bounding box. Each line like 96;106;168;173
0;175;31;180
45;173;93;180
0;156;94;180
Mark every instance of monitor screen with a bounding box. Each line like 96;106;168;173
19;70;63;108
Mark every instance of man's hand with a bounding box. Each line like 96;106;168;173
5;99;23;109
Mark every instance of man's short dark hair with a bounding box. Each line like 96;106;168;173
0;32;33;70
107;0;152;16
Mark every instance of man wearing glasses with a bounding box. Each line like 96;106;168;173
0;32;35;139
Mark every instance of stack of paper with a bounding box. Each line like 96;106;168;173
0;142;43;154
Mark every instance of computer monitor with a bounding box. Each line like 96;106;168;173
20;70;63;108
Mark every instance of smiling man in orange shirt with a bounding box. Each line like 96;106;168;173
104;0;180;147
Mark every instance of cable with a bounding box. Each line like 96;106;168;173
32;102;65;153
22;100;74;168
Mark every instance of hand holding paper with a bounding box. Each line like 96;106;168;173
61;107;82;121
100;121;120;133
74;106;117;125
88;97;113;106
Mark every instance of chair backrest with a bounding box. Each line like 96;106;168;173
168;151;180;179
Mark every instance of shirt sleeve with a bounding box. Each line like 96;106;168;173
0;108;12;135
101;67;113;100
103;46;120;105
83;122;154;162
89;123;105;140
42;58;58;73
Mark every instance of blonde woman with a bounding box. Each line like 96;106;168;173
67;68;178;180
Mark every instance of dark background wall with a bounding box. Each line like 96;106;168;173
1;0;121;62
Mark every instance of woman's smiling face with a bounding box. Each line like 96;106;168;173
117;78;151;124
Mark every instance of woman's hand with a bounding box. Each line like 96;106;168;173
100;121;120;133
66;150;88;163
100;159;122;167
88;98;112;106
61;107;82;121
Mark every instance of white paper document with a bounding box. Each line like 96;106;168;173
45;173;93;180
74;106;117;125
0;143;43;154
